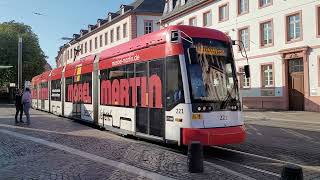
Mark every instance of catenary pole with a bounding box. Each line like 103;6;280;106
18;37;22;89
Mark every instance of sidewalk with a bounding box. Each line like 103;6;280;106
0;105;251;180
243;111;320;132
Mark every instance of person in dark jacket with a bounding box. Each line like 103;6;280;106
15;89;24;124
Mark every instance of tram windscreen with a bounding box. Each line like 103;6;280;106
185;38;239;106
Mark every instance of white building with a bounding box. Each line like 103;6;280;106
56;0;165;67
161;0;320;112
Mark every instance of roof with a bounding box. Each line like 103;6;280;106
132;0;165;14
162;0;213;22
69;0;165;44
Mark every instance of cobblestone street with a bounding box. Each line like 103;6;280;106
0;105;251;180
1;105;320;180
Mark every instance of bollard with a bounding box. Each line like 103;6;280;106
187;141;203;173
281;164;303;180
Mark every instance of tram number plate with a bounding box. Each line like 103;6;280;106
176;108;183;114
219;115;228;121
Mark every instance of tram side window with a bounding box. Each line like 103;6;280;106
81;73;93;104
51;80;61;101
40;82;48;100
65;77;73;102
166;56;184;111
135;62;148;107
107;64;134;107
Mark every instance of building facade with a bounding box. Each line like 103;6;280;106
161;0;320;112
55;0;165;67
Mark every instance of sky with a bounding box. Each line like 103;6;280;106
0;0;134;68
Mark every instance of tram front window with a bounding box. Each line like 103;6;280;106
185;39;240;111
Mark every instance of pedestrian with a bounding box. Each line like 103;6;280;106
14;89;24;124
22;87;32;125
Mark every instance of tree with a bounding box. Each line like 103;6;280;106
0;21;47;87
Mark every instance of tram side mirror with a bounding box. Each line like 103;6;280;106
244;65;250;78
188;48;198;64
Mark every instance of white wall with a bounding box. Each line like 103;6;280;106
163;0;320;97
65;16;132;65
136;15;161;37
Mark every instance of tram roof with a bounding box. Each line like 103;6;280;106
64;55;95;77
50;66;64;81
39;70;52;82
99;25;230;62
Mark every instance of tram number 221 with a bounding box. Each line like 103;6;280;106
176;108;183;114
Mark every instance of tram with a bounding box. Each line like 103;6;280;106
32;25;246;146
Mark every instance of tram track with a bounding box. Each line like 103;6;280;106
205;145;320;180
204;146;282;179
137;141;283;179
147;140;318;179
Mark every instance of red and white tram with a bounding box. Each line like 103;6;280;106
32;25;246;146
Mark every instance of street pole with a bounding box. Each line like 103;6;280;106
18;37;22;89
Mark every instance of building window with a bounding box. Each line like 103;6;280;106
286;12;302;42
259;0;272;8
189;17;197;26
317;6;320;37
238;27;249;51
123;23;127;38
238;0;249;15
100;35;103;47
203;11;212;27
89;40;92;52
261;64;274;87
67;50;69;60
80;44;83;54
94;37;98;49
144;20;153;34
260;20;273;47
116;26;120;40
110;29;114;43
70;48;73;59
239;67;250;88
105;32;108;45
85;42;87;53
318;58;320;86
219;3;229;22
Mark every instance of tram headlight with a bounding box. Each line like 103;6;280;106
230;105;237;111
197;107;202;111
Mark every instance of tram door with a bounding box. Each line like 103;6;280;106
73;102;81;119
41;83;45;110
135;60;165;138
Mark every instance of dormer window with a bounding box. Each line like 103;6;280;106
73;34;79;39
108;13;112;21
88;25;93;32
97;19;102;27
80;29;88;37
121;5;125;15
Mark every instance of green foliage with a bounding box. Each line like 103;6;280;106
0;21;47;87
